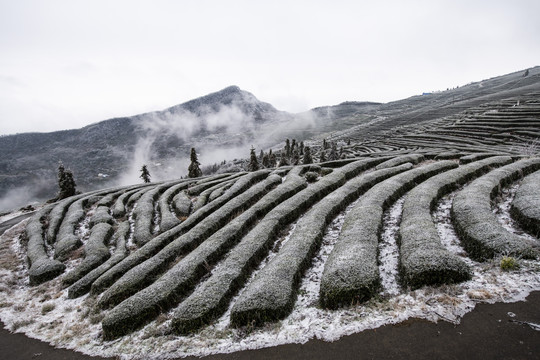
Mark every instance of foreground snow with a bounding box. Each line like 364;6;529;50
0;204;539;360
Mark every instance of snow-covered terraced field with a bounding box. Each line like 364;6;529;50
1;94;540;359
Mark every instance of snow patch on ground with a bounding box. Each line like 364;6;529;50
379;197;405;296
152;202;160;235
126;205;137;251
494;182;537;241
434;192;473;264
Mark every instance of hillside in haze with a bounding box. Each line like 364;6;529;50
0;66;539;211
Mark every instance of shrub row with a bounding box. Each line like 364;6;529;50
54;197;92;261
62;223;114;287
510;170;540;237
112;187;150;218
46;195;86;244
132;183;172;246
158;181;192;232
459;153;502;164
452;158;540;260
187;173;246;196
90;170;271;295
89;206;114;227
97;171;278;309
319;161;458;309
230;163;414;327
68;222;130;298
375;154;424;170
398;156;513;289
100;173;307;338
168;158;390;335
172;191;192;218
191;180;236;214
25;205;66;285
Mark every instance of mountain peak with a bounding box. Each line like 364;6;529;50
220;85;242;93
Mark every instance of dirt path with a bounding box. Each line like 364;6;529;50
1;291;539;360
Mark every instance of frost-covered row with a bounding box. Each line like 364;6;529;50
169;157;390;335
132;182;181;246
90;170;271;295
375;154;424;170
398;156;513;288
46;195;87;244
54;196;99;260
68;222;130;298
320;160;458;309
24;204;66;285
459;153;501;164
100;173;306;338
61;222;114;287
112;187;150;218
89;206;114;227
230;163;413;327
172;191;191;218
510;170;540;237
97;171;277;309
452;157;540;260
187;173;246;196
158;181;191;232
191;180;236;214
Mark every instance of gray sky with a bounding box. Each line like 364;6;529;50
1;0;539;135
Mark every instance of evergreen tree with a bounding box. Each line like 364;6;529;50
299;141;304;155
291;139;296;152
188;148;203;178
140;165;151;183
259;149;264;161
248;146;260;171
285;139;291;157
323;139;328;150
57;163;77;200
278;151;289;167
262;154;270;168
319;151;327;162
339;146;344;158
328;143;339;161
303;146;313;164
347;139;351;146
269;149;277;167
291;148;300;165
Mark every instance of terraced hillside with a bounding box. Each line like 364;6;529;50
0;92;540;358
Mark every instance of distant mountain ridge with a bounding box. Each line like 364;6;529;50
0;86;290;210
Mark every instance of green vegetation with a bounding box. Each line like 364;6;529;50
500;255;519;271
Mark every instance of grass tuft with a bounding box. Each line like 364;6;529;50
500;256;519;271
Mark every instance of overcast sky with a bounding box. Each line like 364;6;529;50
0;0;539;135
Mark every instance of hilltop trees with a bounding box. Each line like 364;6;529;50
140;165;151;183
56;163;77;200
188;148;203;178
